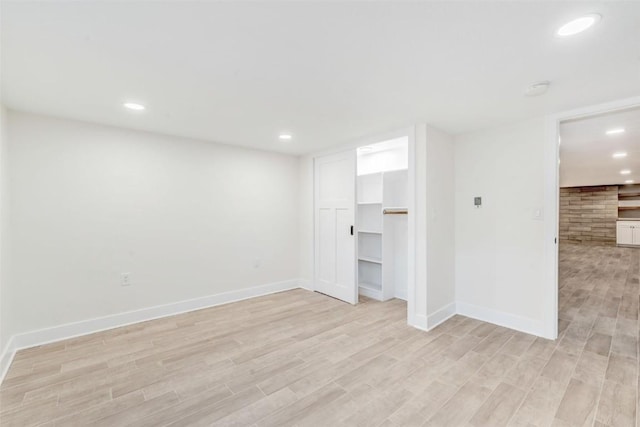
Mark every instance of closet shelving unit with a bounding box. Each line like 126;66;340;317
618;185;640;219
357;168;408;301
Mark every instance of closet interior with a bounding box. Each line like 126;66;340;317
356;137;409;302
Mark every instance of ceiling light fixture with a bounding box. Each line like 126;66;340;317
606;128;625;135
279;133;293;141
556;14;601;37
613;152;628;158
625;180;634;184
621;170;631;175
123;102;145;111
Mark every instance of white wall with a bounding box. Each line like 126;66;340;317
454;117;547;336
425;126;455;327
0;105;9;358
5;111;300;338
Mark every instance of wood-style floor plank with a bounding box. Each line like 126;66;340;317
0;243;638;426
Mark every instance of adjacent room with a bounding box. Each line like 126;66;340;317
556;106;640;426
0;1;639;426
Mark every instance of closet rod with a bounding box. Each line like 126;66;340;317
383;208;408;215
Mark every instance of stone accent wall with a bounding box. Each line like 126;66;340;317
559;186;618;245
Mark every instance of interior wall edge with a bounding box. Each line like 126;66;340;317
0;278;305;385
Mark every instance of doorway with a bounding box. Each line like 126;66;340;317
312;131;414;317
546;96;640;340
356;137;409;302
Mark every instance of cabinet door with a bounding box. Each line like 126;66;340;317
617;224;633;245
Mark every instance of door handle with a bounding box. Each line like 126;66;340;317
350;225;354;236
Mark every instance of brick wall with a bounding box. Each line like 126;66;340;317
559;186;618;245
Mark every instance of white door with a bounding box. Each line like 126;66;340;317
314;150;357;304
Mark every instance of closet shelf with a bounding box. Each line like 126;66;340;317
358;230;382;235
359;282;382;291
358;256;382;264
358;202;382;205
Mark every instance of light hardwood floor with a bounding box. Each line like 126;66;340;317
0;243;638;426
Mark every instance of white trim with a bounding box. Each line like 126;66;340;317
394;289;407;301
409;124;427;330
407;126;418;328
426;302;457;330
412;314;428;331
298;279;313;291
0;278;302;384
544;95;640;340
543;115;560;340
0;336;16;386
457;301;546;337
358;285;382;301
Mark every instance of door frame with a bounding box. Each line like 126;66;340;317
544;95;640;340
311;126;418;327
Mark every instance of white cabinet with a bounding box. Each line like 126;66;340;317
616;221;640;246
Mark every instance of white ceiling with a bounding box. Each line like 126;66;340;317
560;106;640;187
2;1;640;155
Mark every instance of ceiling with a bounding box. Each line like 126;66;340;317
560;106;640;187
2;1;640;155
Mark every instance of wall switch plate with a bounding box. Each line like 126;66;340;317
121;273;131;286
533;208;544;220
474;197;482;208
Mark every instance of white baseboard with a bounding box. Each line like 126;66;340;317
0;278;304;384
298;279;313;291
0;336;16;386
358;285;382;301
394;289;407;301
426;302;457;330
456;301;546;337
410;313;428;331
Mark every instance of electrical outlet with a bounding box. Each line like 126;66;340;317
121;273;131;286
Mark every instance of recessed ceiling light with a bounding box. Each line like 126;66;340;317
606;128;625;135
279;133;293;141
620;169;631;175
556;14;601;37
625;180;634;184
123;102;145;111
613;152;628;158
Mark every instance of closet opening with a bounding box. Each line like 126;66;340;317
356;137;409;303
